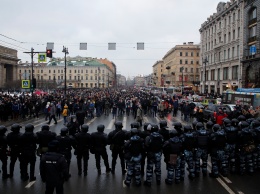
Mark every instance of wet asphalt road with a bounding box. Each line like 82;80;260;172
0;111;260;194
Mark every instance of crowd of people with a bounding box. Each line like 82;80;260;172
1;87;260;193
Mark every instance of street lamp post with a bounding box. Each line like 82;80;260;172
62;46;69;97
203;57;208;94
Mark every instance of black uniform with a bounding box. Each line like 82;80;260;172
40;141;69;194
74;125;91;176
20;125;38;181
108;125;126;174
0;126;8;179
7;124;22;178
91;125;111;174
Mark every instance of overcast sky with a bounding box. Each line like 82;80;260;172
1;0;222;78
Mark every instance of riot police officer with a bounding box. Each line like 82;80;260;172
238;121;255;175
40;140;69;194
140;122;151;175
20;123;38;181
36;124;57;157
252;120;260;170
163;129;183;185
56;127;76;177
74;124;91;176
91;124;111;174
195;122;210;177
123;128;144;187
183;125;196;179
159;120;169;142
0;125;8;179
209;124;228;178
144;124;164;186
223;118;238;173
108;121;126;174
7;123;22;178
67;115;80;137
206;121;214;133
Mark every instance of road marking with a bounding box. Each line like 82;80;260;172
237;192;244;194
106;119;115;131
122;116;127;129
207;163;232;184
87;117;96;125
25;181;36;188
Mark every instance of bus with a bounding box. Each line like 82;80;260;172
222;88;260;107
166;87;182;97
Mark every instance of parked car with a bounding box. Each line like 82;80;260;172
203;104;231;122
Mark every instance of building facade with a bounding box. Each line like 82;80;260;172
199;0;244;94
242;0;260;88
17;56;116;89
162;42;200;90
0;45;19;88
152;60;164;87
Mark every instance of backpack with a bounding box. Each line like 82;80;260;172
149;135;163;152
62;109;68;116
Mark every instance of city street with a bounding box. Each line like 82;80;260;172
0;111;259;194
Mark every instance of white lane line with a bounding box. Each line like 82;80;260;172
106;119;115;131
207;163;232;184
207;166;235;194
25;181;36;188
86;117;97;125
122;116;127;129
237;191;244;194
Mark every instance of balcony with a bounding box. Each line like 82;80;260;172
248;18;257;26
248;36;257;44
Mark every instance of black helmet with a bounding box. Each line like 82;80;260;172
60;127;68;136
212;124;221;132
206;121;214;130
246;118;255;125
151;124;159;133
231;118;239;127
251;120;260;128
115;121;123;129
130;128;139;136
192;120;198;130
81;124;89;132
48;140;60;152
11;123;21;132
25;123;34;132
41;124;50;131
97;124;105;132
237;115;246;122
159;120;168;128
196;122;204;130
173;122;182;129
239;121;249;129
0;125;7;135
223;119;232;127
183;125;192;133
130;122;140;129
169;129;179;138
143;122;150;131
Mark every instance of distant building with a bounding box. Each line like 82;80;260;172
17;56;116;89
0;45;19;88
134;76;146;86
117;74;126;86
199;0;244;94
152;60;164;87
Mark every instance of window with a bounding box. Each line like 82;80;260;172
90;76;93;80
249;26;257;38
180;60;182;64
228;32;231;42
49;70;51;73
196;68;199;73
219;22;221;29
53;70;55;73
218;68;220;80
233;13;236;22
95;76;97;80
61;70;63;73
237;45;240;57
197;52;199;57
229;15;231;24
81;70;83;73
180;52;182;56
191;60;193;64
185;52;188;56
238;9;240;20
86;70;88;73
191;68;193;73
61;76;63;79
191;52;193;57
224;18;227;26
69;70;71;73
232;66;238;79
196;61;199;65
228;48;230;59
91;70;93;73
211;69;215;80
233;30;235;40
58;70;60;73
180;68;183;72
74;76;76;80
249;7;257;20
86;76;88;80
49;76;51;80
74;70;76;73
185;68;188;73
232;47;235;58
69;76;71;80
223;67;229;80
238;27;240;38
41;70;43;73
95;70;97;73
58;76;60;80
185;60;188;64
224;50;226;60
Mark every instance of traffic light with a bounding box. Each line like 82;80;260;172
32;78;37;89
46;49;52;58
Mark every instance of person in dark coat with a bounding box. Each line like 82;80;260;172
74;124;91;176
76;109;85;130
0;125;9;179
40;140;69;194
182;102;191;122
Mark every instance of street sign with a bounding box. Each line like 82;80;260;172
22;80;30;88
250;45;256;55
38;53;47;62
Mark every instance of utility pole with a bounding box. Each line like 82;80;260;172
62;46;69;97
